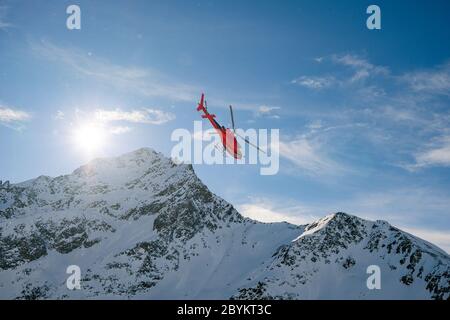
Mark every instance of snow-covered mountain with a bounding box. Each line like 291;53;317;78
0;148;448;299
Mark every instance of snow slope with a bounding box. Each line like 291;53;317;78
0;148;448;299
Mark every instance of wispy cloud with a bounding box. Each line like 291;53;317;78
237;197;321;225
332;54;374;69
0;6;12;30
255;105;280;118
94;108;175;125
278;136;345;176
314;57;324;63
53;110;65;120
276;118;363;177
109;126;132;135
31;39;199;101
378;105;420;123
291;53;450;173
0;105;31;129
291;75;335;90
292;54;389;91
410;136;450;169
402;62;450;96
331;54;389;82
60;107;174;139
0;106;31;123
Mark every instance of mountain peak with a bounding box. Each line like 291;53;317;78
2;147;242;237
117;147;163;162
75;147;162;171
294;212;362;240
69;147;188;185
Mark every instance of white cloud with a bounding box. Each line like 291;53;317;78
109;126;132;135
333;54;388;75
291;75;335;89
0;106;31;123
31;40;198;101
332;54;373;69
291;55;450;174
256;105;280;118
412;137;450;169
237;197;320;225
332;54;389;83
291;54;388;90
63;107;174;139
143;109;176;124
403;62;450;96
62;107;174;138
0;6;12;30
350;69;370;82
278;137;344;175
258;105;279;114
53;110;65;120
373;105;420;123
314;57;324;63
94;108;175;125
239;203;302;224
307;120;323;130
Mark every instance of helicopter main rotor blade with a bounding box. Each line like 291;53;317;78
235;132;267;154
229;105;235;132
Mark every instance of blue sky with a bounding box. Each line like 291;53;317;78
1;0;450;251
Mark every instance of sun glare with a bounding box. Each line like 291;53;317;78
72;123;107;155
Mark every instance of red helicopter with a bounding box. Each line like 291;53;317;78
196;93;265;159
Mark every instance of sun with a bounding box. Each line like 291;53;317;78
72;123;107;155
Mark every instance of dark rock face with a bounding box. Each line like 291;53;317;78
0;217;114;269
